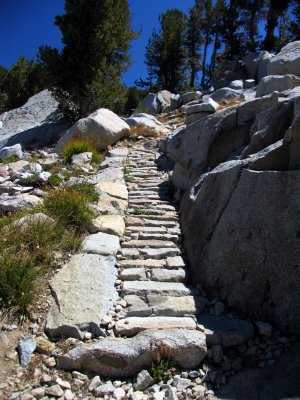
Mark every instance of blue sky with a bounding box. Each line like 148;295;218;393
0;0;195;86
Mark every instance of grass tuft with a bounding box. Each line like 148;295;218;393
43;186;94;231
62;139;104;164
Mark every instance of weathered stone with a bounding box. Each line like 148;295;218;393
56;108;130;152
0;144;23;161
228;80;243;90
96;181;128;200
57;329;207;377
148;295;208;316
18;336;36;367
71;152;92;167
122;239;176;248
96;192;127;215
93;382;115;396
182;92;201;105
46;254;117;339
134;370;155;391
0;90;70;149
256;74;300;97
45;385;64;398
243;51;272;82
268;41;300;76
122;281;198;297
0;194;41;212
88;376;102;392
89;215;125;237
197;315;254;347
35;336;56;356
118;259;166;269
96;166;124;183
108;147;129;157
211;88;245;103
120;268;147;281
115;317;197;336
166;256;185;268
151;268;187;282
82;232;120;256
126;113;170;135
256;321;272;337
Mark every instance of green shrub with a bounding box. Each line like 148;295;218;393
71;182;99;202
19;173;39;186
0;252;40;315
62;139;104;164
48;174;63;187
43;187;94;231
2;155;20;164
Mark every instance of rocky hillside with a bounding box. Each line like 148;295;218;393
0;41;300;400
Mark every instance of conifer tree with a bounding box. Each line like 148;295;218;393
40;0;137;119
144;9;188;92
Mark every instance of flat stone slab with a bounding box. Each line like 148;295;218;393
126;226;167;233
118;259;166;269
82;232;120;256
114;317;197;336
96;167;124;184
148;296;208;317
151;268;187;282
120;268;147;281
122;281;199;297
215;342;300;400
89;215;125;237
197;314;255;348
46;254;117;339
139;248;181;259
97;181;128;200
166;256;186;268
122;240;177;248
57;329;207;377
108;147;128;157
142;220;179;228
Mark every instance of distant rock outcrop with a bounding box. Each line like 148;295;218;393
0;90;70;150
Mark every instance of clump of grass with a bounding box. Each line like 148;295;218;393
62;139;103;164
19;173;40;186
2;155;20;164
0;252;40;315
43;186;94;231
133;208;152;216
48;174;63;187
130;123;160;138
70;182;99;202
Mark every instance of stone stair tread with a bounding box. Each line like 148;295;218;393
122;239;178;248
122;281;199;296
119;268;147;281
118;259;167;269
142;220;179;227
114;316;197;337
139;247;181;258
138;233;178;242
151;268;187;282
125;226;167;233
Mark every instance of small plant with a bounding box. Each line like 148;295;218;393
123;166;134;183
62;139;103;164
133;208;152;216
48;174;63;187
43;187;94;231
149;340;175;382
19;173;39;186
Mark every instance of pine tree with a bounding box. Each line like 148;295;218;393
144;9;188;92
289;0;300;41
40;0;137;119
239;0;266;52
186;6;203;88
263;0;291;51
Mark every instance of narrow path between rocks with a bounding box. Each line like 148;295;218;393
115;144;205;336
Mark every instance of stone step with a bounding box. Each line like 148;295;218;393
114;317;197;337
57;329;207;377
125;226;167;233
139;247;181;258
122;281;198;297
166;256;186;268
129;195;170;201
118;259;167;269
137;183;172;188
128;198;169;205
119;268;147;281
142;220;179;228
151;268;187;282
122;240;177;248
127;213;178;220
138;233;178;243
125;295;208;317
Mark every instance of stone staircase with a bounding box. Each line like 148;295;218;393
115;145;205;337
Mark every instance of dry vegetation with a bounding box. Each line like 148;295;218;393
130;123;160;138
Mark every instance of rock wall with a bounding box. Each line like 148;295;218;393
162;41;300;333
